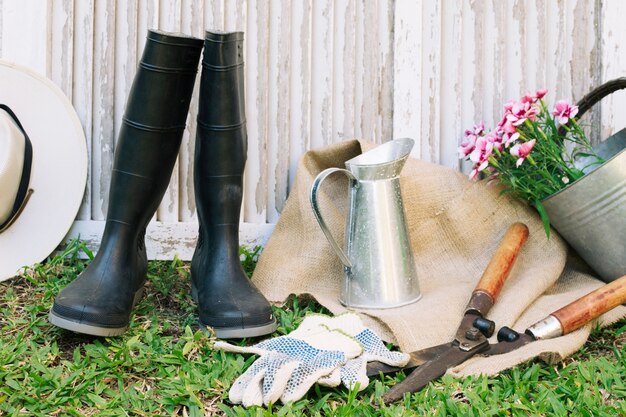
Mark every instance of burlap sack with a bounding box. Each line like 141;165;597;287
251;140;626;377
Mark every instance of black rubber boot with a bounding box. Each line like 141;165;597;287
49;30;203;336
191;31;277;339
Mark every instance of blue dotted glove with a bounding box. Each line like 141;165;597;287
315;313;409;391
214;316;362;407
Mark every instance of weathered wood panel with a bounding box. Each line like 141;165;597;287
91;0;116;220
73;0;95;221
1;0;624;259
600;0;626;139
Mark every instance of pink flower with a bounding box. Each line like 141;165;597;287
520;94;535;105
504;100;539;131
500;119;520;146
458;135;477;158
520;89;548;105
484;130;503;151
552;100;578;124
464;121;485;137
459;122;485;158
469;137;493;164
510;139;536;167
468;136;494;180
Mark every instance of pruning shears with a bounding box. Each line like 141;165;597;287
366;222;626;403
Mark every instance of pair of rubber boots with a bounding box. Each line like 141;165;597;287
48;30;276;339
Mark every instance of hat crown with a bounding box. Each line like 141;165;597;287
0;109;26;224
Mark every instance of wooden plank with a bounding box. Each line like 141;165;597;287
420;0;441;163
243;0;266;223
266;0;291;222
91;0;116;220
49;0;74;97
62;220;275;260
600;0;626;141
73;0;95;220
459;0;477;174
288;0;311;187
570;0;602;144
136;0;159;56
204;0;224;30
378;0;394;143
438;0;463;170
393;0;422;158
0;1;50;75
352;0;364;139
356;0;378;142
336;0;356;144
545;0;568;102
310;0;332;149
224;0;246;31
0;0;3;56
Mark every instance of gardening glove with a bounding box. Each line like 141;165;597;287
214;315;363;407
315;313;410;391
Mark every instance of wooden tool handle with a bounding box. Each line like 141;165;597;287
553;275;626;335
466;223;529;316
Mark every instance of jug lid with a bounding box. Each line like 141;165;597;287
345;138;414;180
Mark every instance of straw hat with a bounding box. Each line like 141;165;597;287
0;61;87;281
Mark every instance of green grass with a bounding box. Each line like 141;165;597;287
0;239;625;416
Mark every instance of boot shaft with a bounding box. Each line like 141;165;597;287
126;30;204;130
197;31;246;131
194;31;248;227
106;30;203;229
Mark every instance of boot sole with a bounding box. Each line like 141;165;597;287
192;285;278;338
48;288;144;337
201;318;278;339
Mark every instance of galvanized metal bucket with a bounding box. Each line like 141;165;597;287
542;79;626;283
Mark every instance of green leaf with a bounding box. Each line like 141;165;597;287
86;393;107;408
182;341;194;356
535;199;551;238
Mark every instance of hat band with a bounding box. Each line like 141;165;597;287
0;104;34;233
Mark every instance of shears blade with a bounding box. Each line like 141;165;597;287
366;342;452;377
381;342;488;404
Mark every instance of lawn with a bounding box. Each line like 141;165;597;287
0;240;624;416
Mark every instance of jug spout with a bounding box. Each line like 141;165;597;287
345;138;414;180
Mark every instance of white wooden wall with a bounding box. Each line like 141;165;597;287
1;0;626;260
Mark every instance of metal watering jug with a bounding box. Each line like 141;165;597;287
309;138;421;309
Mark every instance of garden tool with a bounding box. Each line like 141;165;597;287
214;315;364;407
191;31;276;338
49;30;203;336
380;273;626;403
365;222;530;379
310;138;421;309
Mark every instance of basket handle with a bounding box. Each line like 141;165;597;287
575;77;626;118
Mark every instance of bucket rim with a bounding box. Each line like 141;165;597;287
542;145;626;204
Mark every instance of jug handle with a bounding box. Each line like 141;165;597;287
309;167;356;269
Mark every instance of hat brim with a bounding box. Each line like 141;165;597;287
0;61;87;281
